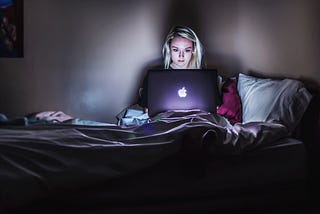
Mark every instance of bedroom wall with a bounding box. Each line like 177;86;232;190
0;0;319;123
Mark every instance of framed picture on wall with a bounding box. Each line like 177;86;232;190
0;0;23;57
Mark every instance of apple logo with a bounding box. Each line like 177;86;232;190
178;87;187;98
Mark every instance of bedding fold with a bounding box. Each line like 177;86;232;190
0;109;290;211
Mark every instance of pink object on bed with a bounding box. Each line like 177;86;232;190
217;78;242;125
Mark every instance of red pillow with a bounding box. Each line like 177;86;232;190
216;78;242;125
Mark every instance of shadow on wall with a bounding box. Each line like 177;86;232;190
163;0;202;37
129;58;163;105
205;52;243;78
199;0;244;77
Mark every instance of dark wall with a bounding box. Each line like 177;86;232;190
0;0;319;123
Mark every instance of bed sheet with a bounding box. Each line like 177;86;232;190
0;109;291;211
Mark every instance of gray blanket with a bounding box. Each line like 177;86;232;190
0;110;290;210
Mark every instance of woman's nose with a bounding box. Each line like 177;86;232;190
179;51;184;57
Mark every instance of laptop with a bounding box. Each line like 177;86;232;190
147;69;220;117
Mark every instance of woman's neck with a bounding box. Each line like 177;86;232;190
170;63;193;69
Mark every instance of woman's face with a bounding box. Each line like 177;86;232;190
170;36;193;69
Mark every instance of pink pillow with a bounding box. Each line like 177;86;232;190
217;78;242;125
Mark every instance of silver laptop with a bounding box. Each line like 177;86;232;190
147;69;220;117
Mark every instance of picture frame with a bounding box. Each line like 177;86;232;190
0;0;23;57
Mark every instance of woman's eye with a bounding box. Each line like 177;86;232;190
172;48;178;52
185;49;192;53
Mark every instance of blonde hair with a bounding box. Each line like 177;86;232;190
162;25;204;69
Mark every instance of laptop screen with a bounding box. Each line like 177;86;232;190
147;69;220;117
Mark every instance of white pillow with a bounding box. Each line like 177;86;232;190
237;73;312;132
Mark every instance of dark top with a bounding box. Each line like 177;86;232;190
138;73;149;108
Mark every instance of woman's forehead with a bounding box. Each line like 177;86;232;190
170;36;193;48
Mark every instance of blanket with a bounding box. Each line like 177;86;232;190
0;110;290;211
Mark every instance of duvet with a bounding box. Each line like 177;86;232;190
0;109;291;210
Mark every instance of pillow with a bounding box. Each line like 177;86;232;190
217;78;242;125
237;73;312;133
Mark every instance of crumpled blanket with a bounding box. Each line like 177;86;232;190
0;109;290;211
0;111;113;126
116;104;150;126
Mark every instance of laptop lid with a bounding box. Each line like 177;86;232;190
147;69;219;117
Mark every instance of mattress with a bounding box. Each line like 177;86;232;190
24;138;308;214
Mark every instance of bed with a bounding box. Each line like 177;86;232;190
0;72;318;214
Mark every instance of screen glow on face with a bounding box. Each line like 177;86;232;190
170;36;193;69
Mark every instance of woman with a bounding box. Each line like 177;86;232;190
162;25;204;69
139;25;205;112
